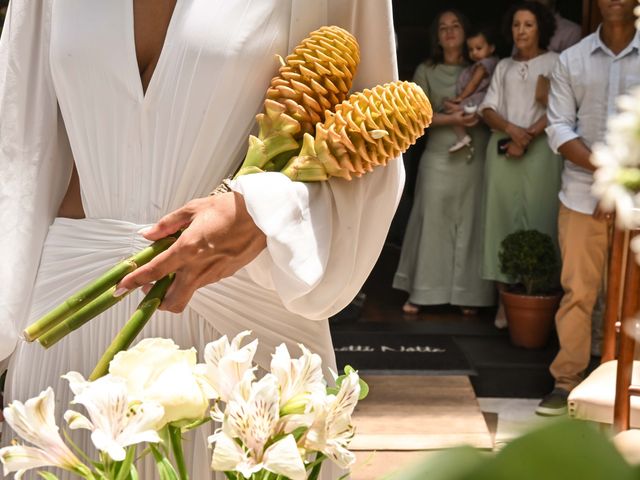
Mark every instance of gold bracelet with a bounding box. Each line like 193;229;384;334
209;178;232;196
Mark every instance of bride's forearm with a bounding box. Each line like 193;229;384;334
57;162;86;219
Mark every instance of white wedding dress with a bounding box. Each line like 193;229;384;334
0;0;402;478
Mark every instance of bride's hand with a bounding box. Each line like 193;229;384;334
115;192;267;313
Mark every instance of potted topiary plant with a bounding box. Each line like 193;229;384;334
498;229;562;348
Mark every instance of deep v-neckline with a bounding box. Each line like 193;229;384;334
128;0;180;103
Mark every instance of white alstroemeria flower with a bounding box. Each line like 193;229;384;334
630;235;640;266
62;372;164;461
109;338;209;427
209;374;306;480
592;86;640;230
271;343;326;413
592;144;640;229
0;388;86;479
196;330;258;403
303;372;361;469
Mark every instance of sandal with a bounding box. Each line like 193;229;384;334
449;134;472;153
494;303;508;329
402;301;421;315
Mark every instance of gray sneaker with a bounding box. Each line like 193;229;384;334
536;388;569;416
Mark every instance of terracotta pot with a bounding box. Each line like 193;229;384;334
500;290;562;349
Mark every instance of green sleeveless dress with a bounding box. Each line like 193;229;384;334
393;62;495;307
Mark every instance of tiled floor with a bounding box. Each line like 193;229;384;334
349;375;492;479
477;397;558;449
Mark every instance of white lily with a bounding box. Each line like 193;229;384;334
196;330;258;403
0;388;88;479
210;373;306;480
303;372;361;469
271;343;326;414
109;338;210;427
62;372;164;461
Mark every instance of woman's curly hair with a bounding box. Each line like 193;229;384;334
502;1;557;50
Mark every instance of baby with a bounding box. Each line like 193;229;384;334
445;28;498;154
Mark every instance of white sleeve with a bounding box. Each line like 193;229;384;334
231;0;404;320
545;54;579;153
479;59;505;116
0;0;74;361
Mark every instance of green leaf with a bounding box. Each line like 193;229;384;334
290;426;308;442
334;366;369;400
130;464;140;480
38;472;61;480
383;445;485;480
358;377;369;400
150;444;180;480
384;420;637;480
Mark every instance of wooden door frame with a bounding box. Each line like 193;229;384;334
582;0;602;35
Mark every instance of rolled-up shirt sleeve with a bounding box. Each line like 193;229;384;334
546;55;579;153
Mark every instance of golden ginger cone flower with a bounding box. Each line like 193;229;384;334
281;81;433;181
239;26;360;176
267;26;359;136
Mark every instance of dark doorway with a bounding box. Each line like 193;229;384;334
393;0;583;81
388;0;585;247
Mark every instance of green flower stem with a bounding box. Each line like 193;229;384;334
37;286;132;349
150;444;180;480
89;274;175;380
168;424;189;480
72;463;98;480
307;453;325;480
23;236;178;342
115;446;137;480
233;134;299;179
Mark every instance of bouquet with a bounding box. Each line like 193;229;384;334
0;331;368;480
22;26;432;378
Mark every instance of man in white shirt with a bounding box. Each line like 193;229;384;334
539;0;640;416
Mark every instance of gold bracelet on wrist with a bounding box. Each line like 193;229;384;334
209;178;233;196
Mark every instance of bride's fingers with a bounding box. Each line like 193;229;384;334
158;270;201;313
139;203;196;241
115;245;184;294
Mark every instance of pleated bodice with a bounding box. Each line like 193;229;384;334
50;0;290;222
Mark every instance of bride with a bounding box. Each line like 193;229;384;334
0;0;402;477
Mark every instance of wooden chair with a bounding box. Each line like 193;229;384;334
568;227;640;432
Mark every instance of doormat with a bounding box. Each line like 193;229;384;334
331;331;474;375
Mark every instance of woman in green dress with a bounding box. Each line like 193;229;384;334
394;9;495;315
479;1;562;327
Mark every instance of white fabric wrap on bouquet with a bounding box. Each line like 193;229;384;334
0;0;402;362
